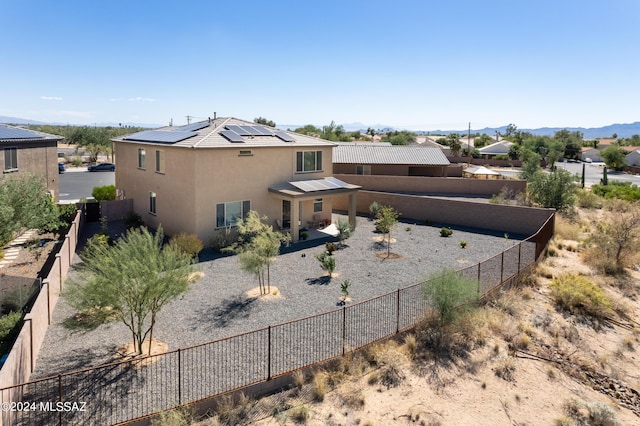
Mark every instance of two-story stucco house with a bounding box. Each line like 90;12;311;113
112;117;359;243
1;124;63;200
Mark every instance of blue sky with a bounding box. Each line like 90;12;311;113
1;0;638;130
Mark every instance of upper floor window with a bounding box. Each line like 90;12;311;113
138;148;146;169
314;198;323;213
216;200;250;228
296;151;322;173
3;147;17;172
356;165;371;175
155;150;165;173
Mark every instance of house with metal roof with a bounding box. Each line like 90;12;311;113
478;140;514;158
0;124;63;200
332;144;450;176
112;117;359;243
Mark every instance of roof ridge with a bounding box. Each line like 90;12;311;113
193;118;232;148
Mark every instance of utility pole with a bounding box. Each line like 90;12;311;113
467;122;471;167
185;115;192;124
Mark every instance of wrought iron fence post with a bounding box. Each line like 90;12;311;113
500;251;504;283
477;262;481;295
396;288;400;334
342;306;346;356
518;242;522;273
58;375;62;426
267;326;272;380
178;349;182;405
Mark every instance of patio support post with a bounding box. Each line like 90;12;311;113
291;199;300;243
348;193;357;230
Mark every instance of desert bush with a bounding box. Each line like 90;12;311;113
460;240;467;248
555;216;582;241
289;405;310;423
494;355;517;381
592;181;640;201
423;269;478;324
0;311;23;343
91;185;116;201
325;241;336;255
312;370;329;401
440;227;453;237
170;233;203;258
150;406;193;426
576;189;604;209
336;219;353;246
563;398;619;426
369;201;381;219
549;273;613;319
316;252;336;277
71;156;83;167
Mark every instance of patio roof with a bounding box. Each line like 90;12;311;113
268;177;360;198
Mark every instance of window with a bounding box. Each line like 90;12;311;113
149;192;157;215
314;198;323;213
356;165;371;175
216;200;250;227
3;147;17;171
138;148;146;169
239;150;252;156
296;150;323;172
155;150;165;173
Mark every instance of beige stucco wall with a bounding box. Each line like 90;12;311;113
114;142;334;244
1;144;59;200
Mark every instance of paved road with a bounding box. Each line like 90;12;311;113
493;161;640;187
58;167;115;203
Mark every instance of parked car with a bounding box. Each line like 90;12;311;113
88;162;115;172
58;162;65;173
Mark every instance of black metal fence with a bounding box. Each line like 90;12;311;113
2;213;553;426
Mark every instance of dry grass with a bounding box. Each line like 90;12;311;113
312;371;329;402
549;273;613;319
555;216;583;242
494;355;517;381
288;405;310;423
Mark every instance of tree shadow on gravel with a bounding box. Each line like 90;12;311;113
196;294;258;329
305;276;331;286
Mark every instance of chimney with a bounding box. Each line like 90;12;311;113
214;112;217;119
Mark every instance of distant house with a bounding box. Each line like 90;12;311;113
478;140;514;158
625;149;640;167
332;145;450;176
112;117;359;243
0;124;63;200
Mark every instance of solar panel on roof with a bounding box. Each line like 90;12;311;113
250;125;273;136
0;126;45;140
225;125;251;136
220;130;245;143
274;131;296;142
177;122;209;132
289;177;351;192
123;130;197;143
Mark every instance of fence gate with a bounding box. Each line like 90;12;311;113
84;202;100;222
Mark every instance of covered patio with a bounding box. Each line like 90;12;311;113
268;177;360;242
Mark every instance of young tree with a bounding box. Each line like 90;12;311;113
423;269;478;325
447;133;462;157
528;169;577;211
519;150;541;181
226;211;290;294
601;145;627;171
316;252;336;278
336;218;353;247
65;227;194;355
375;205;399;257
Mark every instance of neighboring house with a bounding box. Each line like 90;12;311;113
112;117;359;243
332;145;450;176
414;137;451;155
0;124;63;200
581;146;602;162
478;140;514;158
625;149;640;166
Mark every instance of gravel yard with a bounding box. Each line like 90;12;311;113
31;214;528;379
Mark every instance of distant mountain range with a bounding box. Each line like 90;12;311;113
0;115;162;129
3;115;639;139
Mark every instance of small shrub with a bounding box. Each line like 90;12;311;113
289;405;310;423
440;227;453;237
369;201;381;219
71;156;83;167
151;406;193;426
316;252;336;277
312;371;329;401
336;219;353;245
170;233;203;258
425;219;432;226
576;189;604;209
0;311;23;342
300;231;308;240
124;212;144;229
325;241;336;255
341;280;351;301
504;233;510;240
549;273;613;319
292;370;305;388
405;226;411;232
91;185;116;201
423;270;478;324
494;355;516;381
460;241;467;249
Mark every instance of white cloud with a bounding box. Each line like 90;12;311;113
109;98;121;102
40;96;63;101
128;97;156;102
